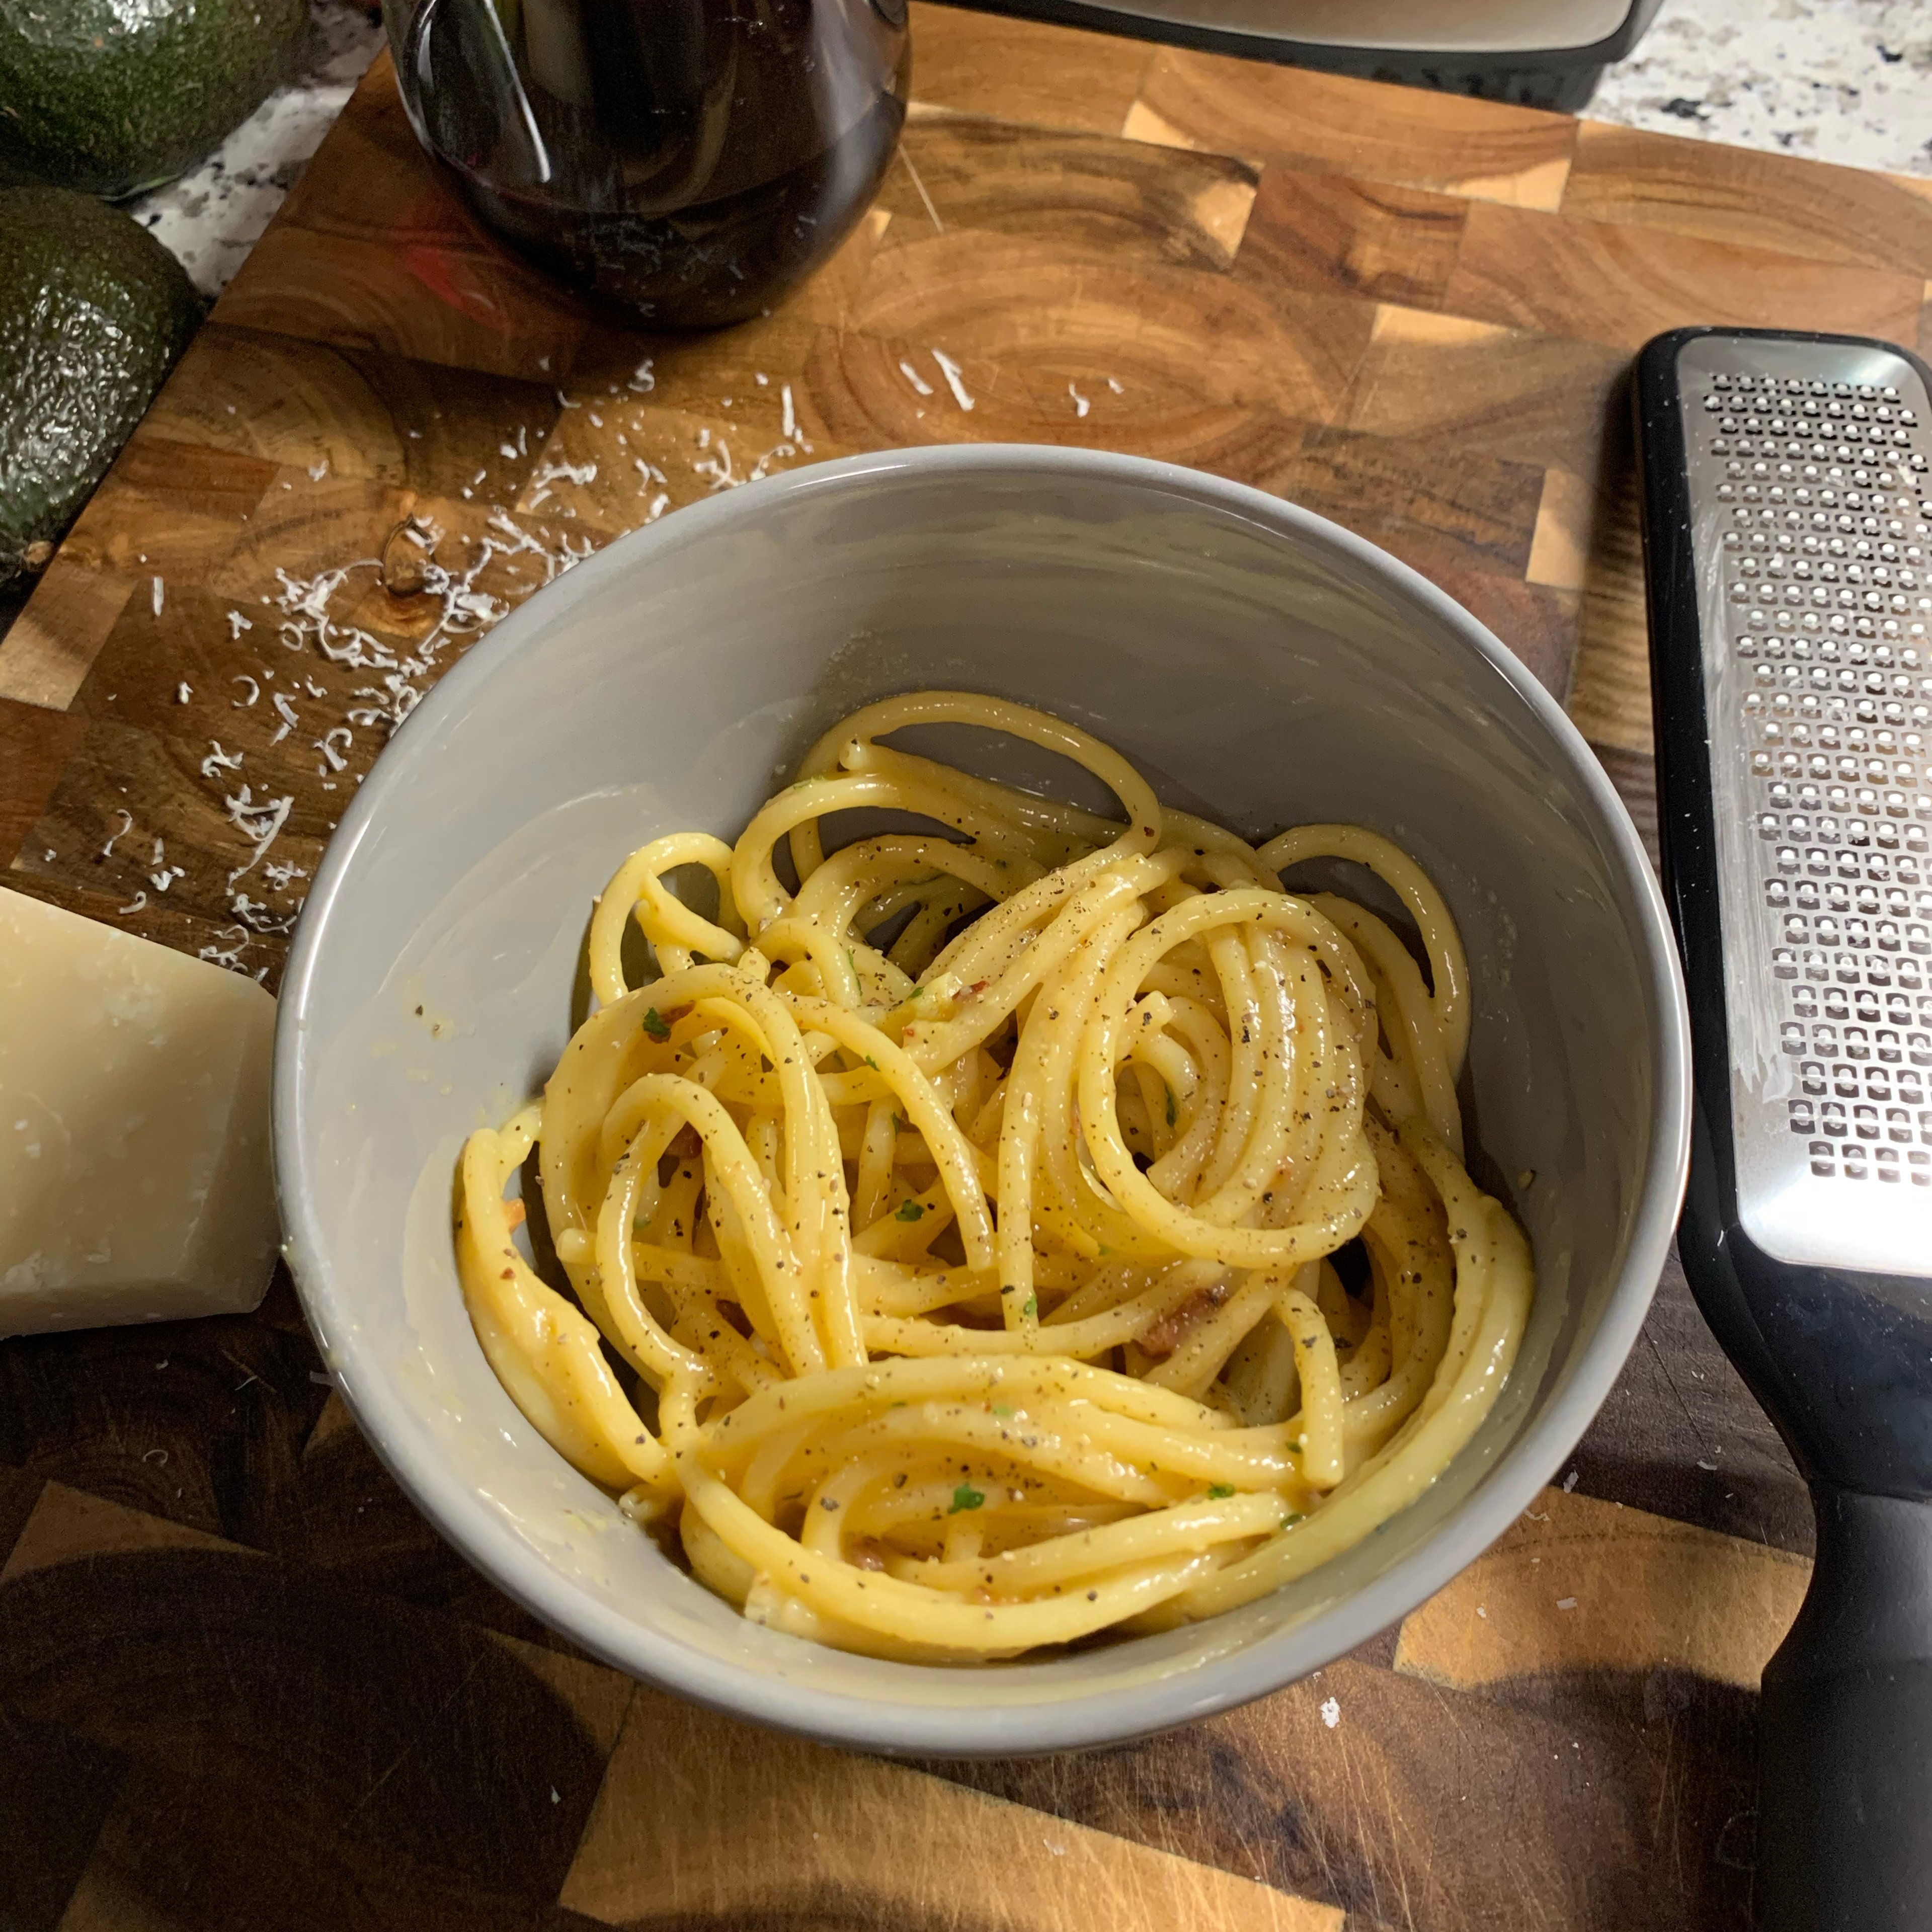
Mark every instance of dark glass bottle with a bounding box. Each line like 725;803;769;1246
384;0;909;330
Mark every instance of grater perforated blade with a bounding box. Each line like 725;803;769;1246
1671;336;1932;1274
1638;327;1932;1932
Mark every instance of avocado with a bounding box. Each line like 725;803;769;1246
0;188;202;596
0;0;308;198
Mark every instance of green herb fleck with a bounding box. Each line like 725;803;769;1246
949;1484;986;1514
1022;1294;1038;1320
1279;1512;1304;1531
895;1199;926;1223
641;1007;671;1041
1165;1085;1178;1128
863;1055;880;1071
991;1403;1015;1418
1207;1483;1236;1499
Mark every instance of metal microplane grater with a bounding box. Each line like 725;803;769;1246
1675;338;1932;1259
1637;328;1932;1932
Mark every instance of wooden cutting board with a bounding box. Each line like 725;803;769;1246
4;11;1930;1926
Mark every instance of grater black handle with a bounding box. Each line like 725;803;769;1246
1755;1484;1932;1931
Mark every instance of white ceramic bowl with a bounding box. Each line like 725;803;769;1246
275;445;1691;1755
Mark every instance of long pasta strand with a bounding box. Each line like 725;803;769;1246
453;692;1534;1660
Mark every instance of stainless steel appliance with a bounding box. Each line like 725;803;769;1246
943;0;1663;109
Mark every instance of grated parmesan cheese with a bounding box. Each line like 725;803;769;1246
931;350;975;412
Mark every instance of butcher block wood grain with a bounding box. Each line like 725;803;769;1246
7;9;1929;1924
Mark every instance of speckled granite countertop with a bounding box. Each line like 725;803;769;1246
122;0;1932;297
1592;0;1931;177
131;0;386;297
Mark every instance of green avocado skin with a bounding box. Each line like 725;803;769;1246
0;0;308;198
0;188;202;592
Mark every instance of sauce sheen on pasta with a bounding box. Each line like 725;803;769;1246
454;691;1535;1662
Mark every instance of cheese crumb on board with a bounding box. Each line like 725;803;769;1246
1;892;279;1337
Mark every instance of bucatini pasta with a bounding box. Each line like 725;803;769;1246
455;690;1533;1661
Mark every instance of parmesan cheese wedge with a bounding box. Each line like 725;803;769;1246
1;890;279;1335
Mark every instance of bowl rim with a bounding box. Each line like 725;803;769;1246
275;440;1693;1756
